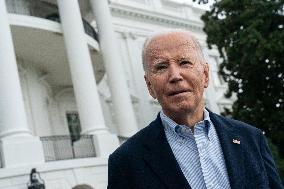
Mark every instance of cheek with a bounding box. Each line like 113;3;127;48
149;81;161;98
152;83;163;96
151;76;166;93
193;69;207;89
152;84;168;101
149;85;157;98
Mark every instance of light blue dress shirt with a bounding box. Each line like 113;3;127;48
160;109;231;189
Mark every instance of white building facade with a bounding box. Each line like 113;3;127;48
0;0;232;188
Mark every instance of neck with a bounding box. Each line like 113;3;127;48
163;105;205;128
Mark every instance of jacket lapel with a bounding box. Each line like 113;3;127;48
142;115;191;189
209;112;245;189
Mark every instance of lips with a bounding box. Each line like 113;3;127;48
168;89;191;96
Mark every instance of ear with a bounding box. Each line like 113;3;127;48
144;74;157;99
203;63;209;88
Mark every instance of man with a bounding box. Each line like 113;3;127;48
108;30;283;189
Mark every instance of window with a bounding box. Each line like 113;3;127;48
66;112;81;142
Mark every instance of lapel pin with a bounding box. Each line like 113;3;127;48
232;139;240;144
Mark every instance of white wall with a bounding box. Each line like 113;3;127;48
19;61;52;136
0;158;108;189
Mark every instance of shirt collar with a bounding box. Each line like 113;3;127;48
160;109;212;137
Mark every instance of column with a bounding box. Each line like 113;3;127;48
203;47;222;114
0;0;44;167
89;0;139;137
124;33;155;128
57;0;119;156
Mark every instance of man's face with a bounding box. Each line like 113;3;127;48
144;32;209;117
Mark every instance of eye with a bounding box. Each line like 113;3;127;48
179;59;193;67
180;60;189;65
154;62;168;71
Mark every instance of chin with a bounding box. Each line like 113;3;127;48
177;106;195;114
165;104;195;116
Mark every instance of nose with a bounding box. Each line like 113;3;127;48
168;64;183;83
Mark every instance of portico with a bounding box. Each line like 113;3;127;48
0;0;139;167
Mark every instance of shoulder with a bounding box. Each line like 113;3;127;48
208;111;284;188
209;110;263;137
209;111;266;156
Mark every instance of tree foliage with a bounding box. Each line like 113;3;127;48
201;0;284;157
269;139;284;182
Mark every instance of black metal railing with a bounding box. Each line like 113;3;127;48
46;13;99;42
40;135;96;162
0;142;3;168
7;0;57;18
6;0;99;42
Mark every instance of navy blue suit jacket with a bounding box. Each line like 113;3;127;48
108;111;283;189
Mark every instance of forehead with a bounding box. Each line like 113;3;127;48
145;33;199;58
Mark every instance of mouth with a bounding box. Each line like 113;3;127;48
168;89;191;96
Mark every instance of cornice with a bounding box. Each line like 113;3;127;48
109;4;204;32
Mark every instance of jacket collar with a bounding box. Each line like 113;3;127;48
208;110;245;189
142;114;191;189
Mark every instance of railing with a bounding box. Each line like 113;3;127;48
45;13;99;42
0;150;2;168
7;0;58;18
6;0;99;42
40;135;96;162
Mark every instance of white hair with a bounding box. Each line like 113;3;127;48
142;29;206;72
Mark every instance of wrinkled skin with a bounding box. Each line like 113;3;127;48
144;32;209;127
